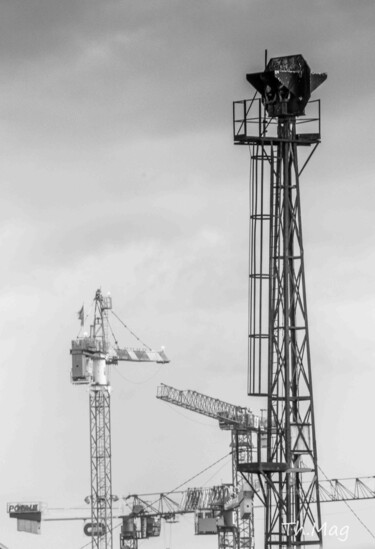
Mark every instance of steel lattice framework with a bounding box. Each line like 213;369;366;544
233;54;327;548
90;389;112;549
266;117;322;545
232;431;254;549
157;383;265;430
7;474;375;534
87;291;113;549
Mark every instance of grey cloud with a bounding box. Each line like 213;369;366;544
5;0;375;148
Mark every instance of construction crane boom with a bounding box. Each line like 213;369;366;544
126;475;375;509
317;476;375;502
8;476;375;535
157;383;264;431
125;484;232;517
121;474;375;549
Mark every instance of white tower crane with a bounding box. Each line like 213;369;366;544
70;289;169;549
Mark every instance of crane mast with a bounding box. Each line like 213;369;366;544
233;54;327;547
89;291;113;549
71;289;169;549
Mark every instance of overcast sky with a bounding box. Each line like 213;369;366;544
1;1;375;548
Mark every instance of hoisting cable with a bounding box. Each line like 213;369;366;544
107;314;164;384
112;362;163;385
164;451;232;495
111;310;153;350
200;456;231;488
143;452;232;511
77;538;91;549
132;452;232;511
106;316;118;346
318;465;375;540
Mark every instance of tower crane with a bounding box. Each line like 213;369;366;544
5;484;235;544
70;289;169;549
156;383;264;549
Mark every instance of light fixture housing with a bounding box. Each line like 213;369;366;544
246;54;327;117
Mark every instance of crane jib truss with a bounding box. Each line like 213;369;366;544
120;475;375;549
124;475;375;513
7;475;375;536
157;383;266;431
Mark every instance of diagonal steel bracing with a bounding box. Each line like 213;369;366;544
90;388;112;549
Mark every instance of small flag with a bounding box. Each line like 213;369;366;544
77;305;84;326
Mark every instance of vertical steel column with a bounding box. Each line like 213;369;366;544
90;388;113;549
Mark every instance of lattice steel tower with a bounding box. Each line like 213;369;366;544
233;55;327;547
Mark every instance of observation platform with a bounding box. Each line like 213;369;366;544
233;98;321;146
